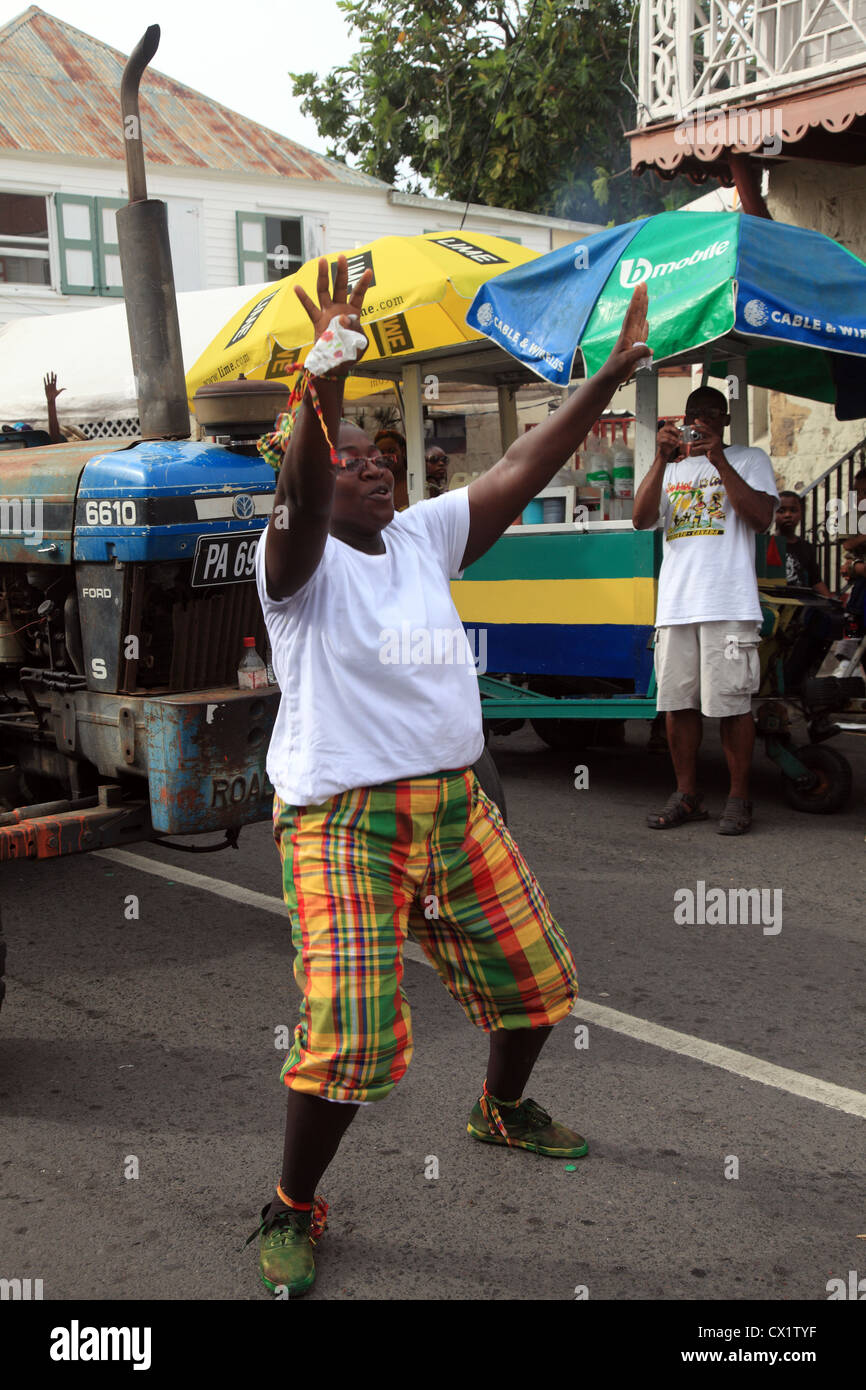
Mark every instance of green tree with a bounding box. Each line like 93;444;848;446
292;0;695;225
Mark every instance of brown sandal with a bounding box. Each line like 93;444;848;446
717;797;753;835
646;790;708;829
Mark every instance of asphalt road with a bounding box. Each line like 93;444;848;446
2;719;865;1303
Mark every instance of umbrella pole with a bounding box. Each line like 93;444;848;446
497;385;519;453
727;356;749;446
402;364;426;505
634;365;658;491
699;346;713;390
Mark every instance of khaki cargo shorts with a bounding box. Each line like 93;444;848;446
654;620;762;718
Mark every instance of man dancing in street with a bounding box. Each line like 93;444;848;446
249;254;652;1295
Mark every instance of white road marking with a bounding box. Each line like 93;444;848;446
95;848;430;959
96;848;866;1121
571;1000;866;1121
95;848;288;919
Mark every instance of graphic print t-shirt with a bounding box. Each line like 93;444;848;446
783;535;820;589
654;446;779;625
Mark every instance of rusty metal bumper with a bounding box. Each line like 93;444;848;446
0;785;150;862
143;687;279;833
3;685;280;856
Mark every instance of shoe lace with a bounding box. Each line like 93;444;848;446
480;1087;513;1144
519;1098;552;1130
309;1195;328;1242
480;1086;551;1146
242;1193;328;1251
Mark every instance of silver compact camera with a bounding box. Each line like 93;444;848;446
679;425;701;444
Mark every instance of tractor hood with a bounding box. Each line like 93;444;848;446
73;440;276;563
0;440;130;565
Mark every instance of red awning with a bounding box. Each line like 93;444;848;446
628;73;866;184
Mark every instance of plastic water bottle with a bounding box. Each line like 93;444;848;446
238;637;268;690
612;444;635;499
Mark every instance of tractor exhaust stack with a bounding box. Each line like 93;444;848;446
116;25;190;440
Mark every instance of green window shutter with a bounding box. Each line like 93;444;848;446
55;194;98;295
96;197;125;297
236;212;268;284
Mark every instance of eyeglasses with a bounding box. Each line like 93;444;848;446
684;407;726;421
426;453;449;463
335;448;390;474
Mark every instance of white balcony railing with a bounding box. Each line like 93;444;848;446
638;0;866;124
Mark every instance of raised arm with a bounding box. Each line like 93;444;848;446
461;284;651;567
264;256;373;600
633;421;682;530
43;372;65;444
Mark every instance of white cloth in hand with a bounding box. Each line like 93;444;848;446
305;320;367;376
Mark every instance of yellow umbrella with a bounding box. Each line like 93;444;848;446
185;230;539;405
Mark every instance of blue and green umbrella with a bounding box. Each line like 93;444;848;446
466;211;866;418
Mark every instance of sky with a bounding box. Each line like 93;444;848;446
0;0;359;155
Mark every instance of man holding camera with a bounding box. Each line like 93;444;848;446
633;386;779;834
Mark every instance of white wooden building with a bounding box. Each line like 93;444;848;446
0;5;597;330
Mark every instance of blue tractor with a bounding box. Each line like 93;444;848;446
0;27;284;863
0;431;281;860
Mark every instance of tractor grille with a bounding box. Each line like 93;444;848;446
169;581;268;690
134;564;268;692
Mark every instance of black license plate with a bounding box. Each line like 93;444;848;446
191;532;261;588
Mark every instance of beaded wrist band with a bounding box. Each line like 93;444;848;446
257;364;341;472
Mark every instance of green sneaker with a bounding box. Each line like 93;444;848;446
245;1194;328;1298
467;1087;588;1158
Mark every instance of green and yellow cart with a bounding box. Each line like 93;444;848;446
349;339;855;812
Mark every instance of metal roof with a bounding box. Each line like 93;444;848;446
0;6;388;188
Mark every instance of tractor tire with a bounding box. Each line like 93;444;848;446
472;747;508;824
782;744;853;815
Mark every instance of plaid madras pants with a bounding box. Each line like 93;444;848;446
272;767;578;1103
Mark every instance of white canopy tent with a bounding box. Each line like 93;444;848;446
0;282;269;427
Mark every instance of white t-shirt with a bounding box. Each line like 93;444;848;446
653;445;779;626
254;487;485;805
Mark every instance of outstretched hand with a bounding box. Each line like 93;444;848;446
294;254;373;375
43;371;64;401
604;283;651;384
